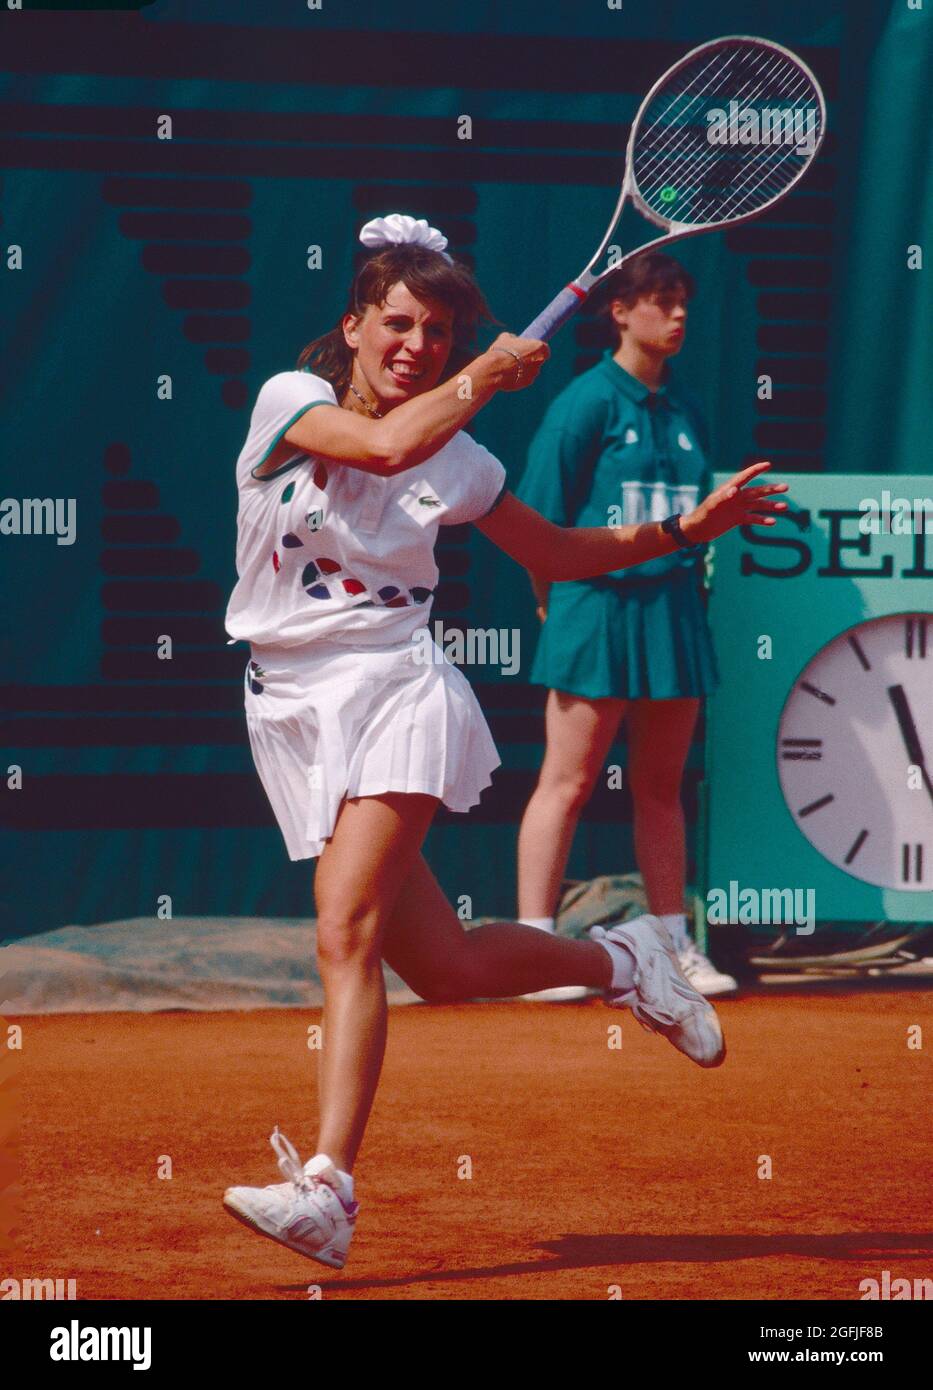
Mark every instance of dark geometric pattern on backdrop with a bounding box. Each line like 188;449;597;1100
0;13;849;931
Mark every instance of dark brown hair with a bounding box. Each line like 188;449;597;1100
594;251;695;342
297;244;496;400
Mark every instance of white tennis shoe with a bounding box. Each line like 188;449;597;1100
223;1127;358;1269
590;915;726;1068
677;941;739;997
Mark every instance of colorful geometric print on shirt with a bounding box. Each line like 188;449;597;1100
224;371;508;649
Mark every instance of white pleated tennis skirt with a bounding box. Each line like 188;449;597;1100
243;637;501;861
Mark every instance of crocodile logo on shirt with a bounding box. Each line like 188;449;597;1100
418;495;442;508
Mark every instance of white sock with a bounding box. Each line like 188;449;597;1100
519;916;555;934
595;938;638;993
658;912;691;953
308;1154;354;1204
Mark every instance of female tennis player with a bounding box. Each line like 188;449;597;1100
515;252;737;998
221;215;788;1270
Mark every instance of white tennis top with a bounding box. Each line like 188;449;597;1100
224;371;508;648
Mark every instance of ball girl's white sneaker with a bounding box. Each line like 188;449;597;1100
677;941;739;997
519;984;594;1001
590;915;726;1068
223;1127;358;1269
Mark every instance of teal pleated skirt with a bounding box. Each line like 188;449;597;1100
530;567;720;701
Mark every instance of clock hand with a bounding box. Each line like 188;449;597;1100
887;684;933;808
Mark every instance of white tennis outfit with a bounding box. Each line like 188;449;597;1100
225;371;509;860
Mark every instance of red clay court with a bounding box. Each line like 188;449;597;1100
8;983;932;1300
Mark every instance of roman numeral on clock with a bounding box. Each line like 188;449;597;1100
800;681;836;705
901;843;924;883
905;619;928;659
781;738;823;761
845;829;869;865
847;634;871;671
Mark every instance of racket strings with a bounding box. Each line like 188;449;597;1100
636;54;807;194
717;141;807;221
637;49;811;167
635;76;784;210
638;49;740;153
637;115;815;222
636;92;819;219
709;76;817;220
635;56;787;209
636;48;759;169
631;41;823;225
644;70;814;221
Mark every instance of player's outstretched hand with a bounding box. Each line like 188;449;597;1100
488;332;550;391
682;462;789;545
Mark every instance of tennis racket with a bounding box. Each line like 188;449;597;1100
523;34;826;340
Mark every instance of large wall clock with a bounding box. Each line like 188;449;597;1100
776;613;931;892
701;474;932;935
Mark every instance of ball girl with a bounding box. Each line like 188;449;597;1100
221;214;788;1269
515;252;738;998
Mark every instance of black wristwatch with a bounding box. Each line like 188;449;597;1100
660;513;695;550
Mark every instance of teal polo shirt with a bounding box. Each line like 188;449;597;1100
515;350;712;584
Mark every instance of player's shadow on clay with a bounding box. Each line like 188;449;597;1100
287;1230;933;1293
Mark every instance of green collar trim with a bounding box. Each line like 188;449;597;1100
250;399;331;482
597;350;674;406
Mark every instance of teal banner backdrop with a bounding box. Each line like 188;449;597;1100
1;1;927;939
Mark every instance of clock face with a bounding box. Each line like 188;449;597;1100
776;613;932;891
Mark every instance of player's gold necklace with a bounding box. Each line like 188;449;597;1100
347;382;383;418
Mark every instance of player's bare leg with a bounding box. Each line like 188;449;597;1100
223;791;436;1269
312;792;438;1172
383;855;723;1067
382;853;612;1002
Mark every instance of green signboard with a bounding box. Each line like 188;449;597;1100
703;473;933;928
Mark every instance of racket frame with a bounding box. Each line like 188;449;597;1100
523;34;827;335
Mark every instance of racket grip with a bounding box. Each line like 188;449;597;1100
522;285;587;342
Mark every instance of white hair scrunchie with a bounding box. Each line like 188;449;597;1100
358;213;453;264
